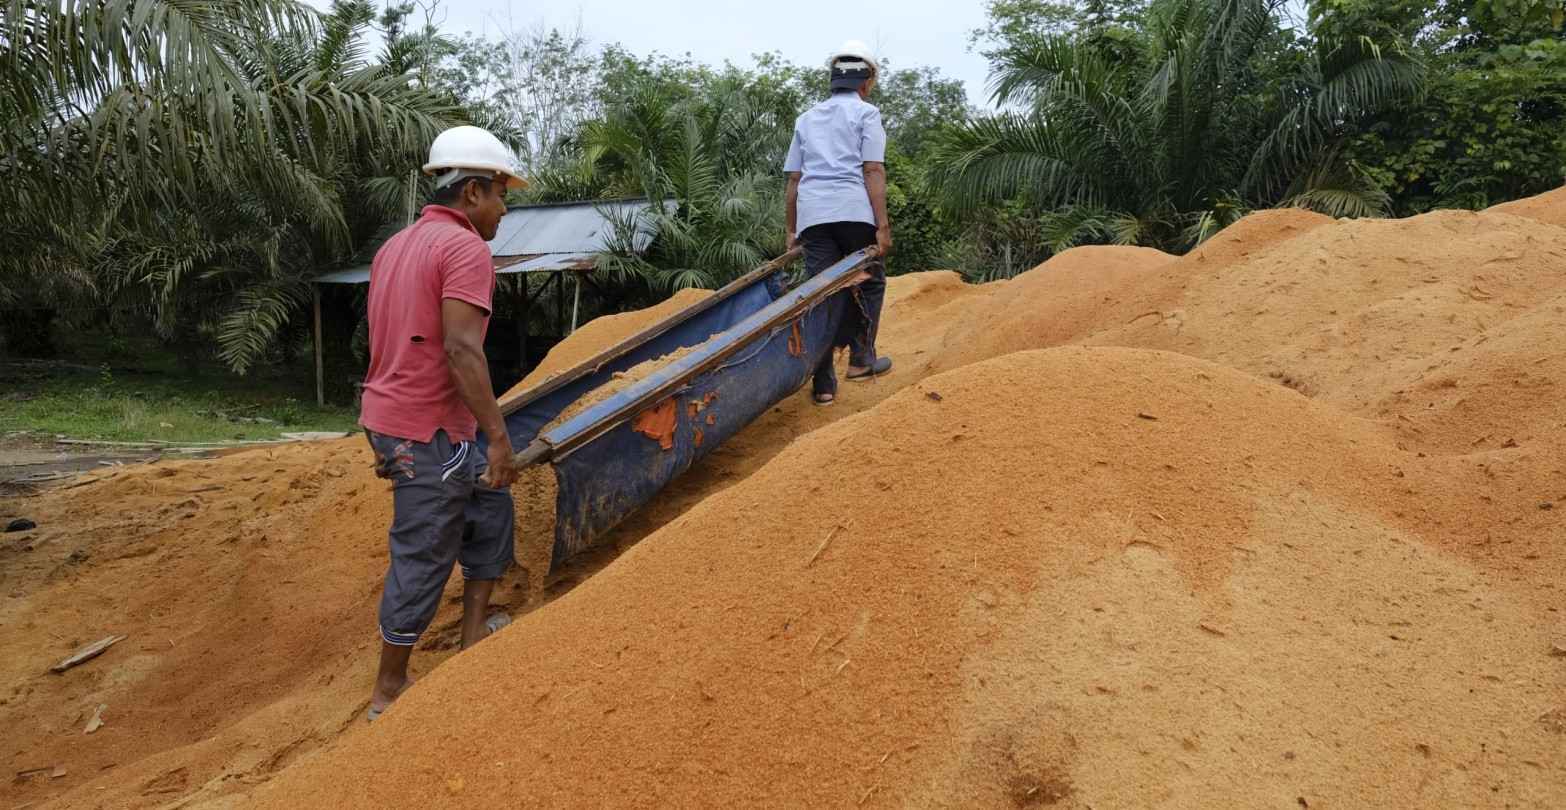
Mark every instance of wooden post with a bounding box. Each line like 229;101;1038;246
555;270;566;335
313;283;325;407
510;274;531;369
570;273;582;334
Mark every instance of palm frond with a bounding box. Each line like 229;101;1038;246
216;280;311;374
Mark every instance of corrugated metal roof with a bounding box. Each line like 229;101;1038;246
493;252;600;272
315;267;373;284
315;253;598;286
489;198;662;257
313;198;664;285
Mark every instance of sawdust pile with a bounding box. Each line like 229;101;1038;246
5;188;1566;809
541;344;705;434
0;441;418;809
248;347;1566;808
246;194;1566;807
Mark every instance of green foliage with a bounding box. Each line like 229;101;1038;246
1467;0;1564;45
1327;0;1566;213
930;0;1421;270
970;0;1154;59
871;66;972;160
431;21;598;165
950;204;1061;282
510;44;967;298
1345;57;1566;212
0;373;359;443
0;0;466;371
0;330;358;443
883;144;963;274
545;73;794;297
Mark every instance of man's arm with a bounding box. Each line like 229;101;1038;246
784;172;802;250
862;162;893;258
441;298;518;489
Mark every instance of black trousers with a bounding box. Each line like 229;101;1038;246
800;221;886;396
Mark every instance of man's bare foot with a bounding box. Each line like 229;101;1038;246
369;675;415;715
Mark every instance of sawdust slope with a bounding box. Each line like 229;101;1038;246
12;190;1566;808
0;442;528;810
245;348;1566;809
0;271;984;810
930;244;1179;374
925;208;1330;377
541;270;992;588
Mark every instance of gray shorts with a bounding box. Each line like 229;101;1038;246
366;429;515;646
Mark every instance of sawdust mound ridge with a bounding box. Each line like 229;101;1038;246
1179;206;1335;267
1490;184;1566;231
926;206;1566;455
246;348;1566;809
929;245;1176;375
14;194;1566;808
1084;209;1566;453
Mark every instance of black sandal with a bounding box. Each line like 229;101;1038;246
845;356;893;381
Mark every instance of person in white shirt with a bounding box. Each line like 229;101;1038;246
783;39;895;406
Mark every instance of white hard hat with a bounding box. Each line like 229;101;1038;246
826;39;878;74
423;125;529;190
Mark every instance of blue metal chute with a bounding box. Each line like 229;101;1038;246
486;247;800;452
502;249;878;567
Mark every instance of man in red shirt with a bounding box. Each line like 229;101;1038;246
359;125;526;720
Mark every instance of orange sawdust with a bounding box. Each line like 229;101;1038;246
1489;183;1566;230
245;348;1566;809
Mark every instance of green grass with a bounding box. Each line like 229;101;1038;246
1;384;360;444
1;330;361;444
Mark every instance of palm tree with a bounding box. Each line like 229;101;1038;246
1;0;463;369
926;0;1423;264
1;0;299;353
152;0;462;373
533;76;796;298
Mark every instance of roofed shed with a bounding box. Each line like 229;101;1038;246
309;198;662;405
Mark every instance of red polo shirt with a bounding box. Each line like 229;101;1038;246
359;205;494;443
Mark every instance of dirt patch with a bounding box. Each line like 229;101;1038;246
0;433;163;492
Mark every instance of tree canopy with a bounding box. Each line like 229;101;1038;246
1;0;465;368
2;0;1562;376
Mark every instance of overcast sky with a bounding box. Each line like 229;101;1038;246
370;0;999;106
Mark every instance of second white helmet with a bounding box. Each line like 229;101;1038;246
826;39;879;75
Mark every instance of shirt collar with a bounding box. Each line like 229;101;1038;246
419;204;479;235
